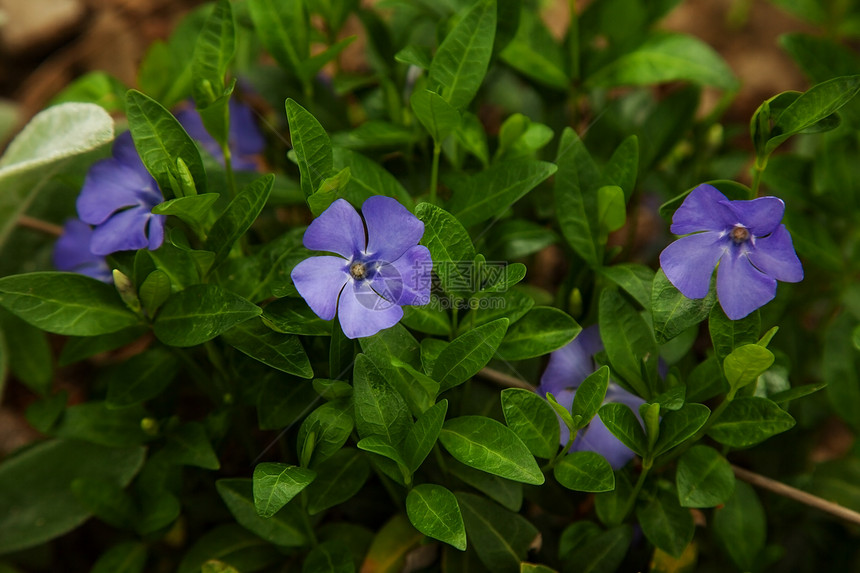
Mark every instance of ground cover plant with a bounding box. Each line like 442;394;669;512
0;0;860;571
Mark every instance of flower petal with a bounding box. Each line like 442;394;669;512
337;279;404;339
540;325;602;394
670;184;737;234
89;207;152;255
54;220;101;271
729;196;785;236
368;245;432;306
362;196;424;262
230;99;265;157
304;199;366;259
147;214;167;251
112;131;146;171
77;160;146;225
716;251;777;320
290;256;350;321
747;224;803;283
659;231;725;299
573;416;637;470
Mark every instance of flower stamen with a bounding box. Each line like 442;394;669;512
730;225;750;244
350;262;367;280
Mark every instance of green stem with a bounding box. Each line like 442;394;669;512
450;306;459;340
429;142;441;205
620;458;651;521
750;156;767;198
567;0;579;80
543;428;579;472
656;387;738;466
222;143;238;200
300;491;319;547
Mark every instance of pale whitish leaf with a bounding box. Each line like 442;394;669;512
0;103;113;249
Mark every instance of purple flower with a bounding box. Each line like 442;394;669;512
53;219;112;283
175;99;265;171
290;197;432;339
76;132;166;256
538;325;645;469
659;184;803;320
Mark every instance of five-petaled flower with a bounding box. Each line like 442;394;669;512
659;184;803;320
290;196;432;339
175;98;265;171
538;325;645;470
76;131;166;256
53;219;112;283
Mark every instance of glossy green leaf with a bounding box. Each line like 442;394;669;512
439;416;544;485
0;310;51;395
401;305;451;336
360;514;423;573
825;313;860;432
709;304;760;367
603;135;639;201
570;366;610;429
306;448;371;514
253;463;316;519
216;479;307;547
247;0;308;80
411;89;461;143
562;525;631;573
0;272;140;336
599;288;657;398
302;540;355;573
598;403;647;457
499;7;568;90
177;524;282;573
205;174;274;268
91;542;147;573
708;397;795;447
555;127;602;267
286;99;333;199
297;400;354;467
713;482;765;571
447;459;523;512
501;388;560;459
497;306;579;361
456;492;538;572
138;269;172;315
70;477;137;529
262;298;331;336
415;202;476;297
554;451;615;492
106;347;180;407
597;264;654;310
54;401;150;447
0;440;145;554
428;0;497;109
222;318;313;378
653;403;710;456
191;0;235;111
433;318;508;392
154;284;261;347
406;484;466;550
676;445;734;508
636;485;694;559
724;344;774;392
353;354;411;444
651;269;715;345
402;400;448;473
126;89;206;196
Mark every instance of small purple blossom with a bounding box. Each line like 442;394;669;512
175;99;265;171
290;197;432;339
76;131;166;256
53;219;112;283
538;325;645;470
659;184;803;320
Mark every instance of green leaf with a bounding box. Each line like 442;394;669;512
360;514;423;573
205;174;274;268
263;298;331;336
286;99;333;200
455;111;490;167
651;269;715;345
25;391;67;433
297;400;354;467
401;305;451;336
411;89;461;143
216;479;307;547
597;185;625;237
248;0;308;81
765;75;860;155
415;202;476;298
222;318;313;378
191;0;235;111
162;422;220;469
59;327;147;367
587;33;737;90
0;272;140;336
70;477;137;528
652;404;710;456
306;448;371;514
499;7;568;90
439;416;544;485
395;45;432;69
153;284;261;347
497;306;580;361
106;347;180;407
91;542;147;573
456;492;539;572
570;366;610;429
562;525;632;573
447;159;557;228
138;269;172;315
253;463;316;519
712;482;765;571
0;440;144;554
723;344;774;393
152;195;219;236
709;304;760;366
769;381;827;404
202;561;239;573
0;103;113;250
676;445;734;508
0;310;51;395
598;403;647;457
402;399;448;473
177;524;281;573
353;354;411;445
307;166;352;217
554;127;602;267
501;388;560;459
406;484;466;550
597;264;654;310
554;451;615;493
825;313;860;432
707;396;795;447
635;485;694;559
599;288;657;398
126;89;206;196
447;459;523;512
433;318;508;392
603;135;639;201
302;540;355;573
54;402;150;447
357;435;409;473
428;0;497;109
332;147;413;209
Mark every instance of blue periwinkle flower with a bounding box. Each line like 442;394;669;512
175;98;265;171
538;325;645;470
291;197;432;339
659;184;803;320
53;219;112;283
76;132;166;256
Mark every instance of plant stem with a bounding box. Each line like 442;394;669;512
620;459;651;521
300;491;319;547
750;156;767;198
222;142;238;199
429;142;441;204
656;388;737;466
17;215;63;236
